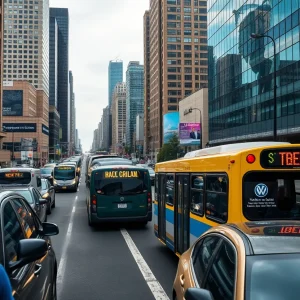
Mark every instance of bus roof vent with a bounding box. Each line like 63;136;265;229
184;141;291;158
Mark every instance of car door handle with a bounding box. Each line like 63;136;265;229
34;264;42;276
179;274;185;287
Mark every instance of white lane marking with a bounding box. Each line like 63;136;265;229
56;194;78;296
120;229;170;300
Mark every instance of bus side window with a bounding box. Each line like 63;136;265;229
165;175;174;205
206;175;228;223
191;175;204;216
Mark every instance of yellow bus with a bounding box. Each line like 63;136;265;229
154;141;300;255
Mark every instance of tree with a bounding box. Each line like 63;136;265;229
157;133;180;162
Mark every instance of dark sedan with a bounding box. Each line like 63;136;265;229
40;166;54;185
2;186;48;222
1;190;59;299
41;178;56;214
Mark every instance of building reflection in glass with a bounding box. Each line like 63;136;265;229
208;0;300;144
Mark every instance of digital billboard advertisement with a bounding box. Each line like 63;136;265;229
163;112;179;144
3;90;23;116
179;123;201;146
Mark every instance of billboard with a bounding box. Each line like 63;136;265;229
3;90;23;116
179;123;201;146
163;112;179;144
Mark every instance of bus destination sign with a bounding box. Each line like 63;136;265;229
57;166;72;170
260;149;300;169
104;171;139;179
4;172;24;178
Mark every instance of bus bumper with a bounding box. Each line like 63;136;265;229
90;211;152;223
54;184;77;191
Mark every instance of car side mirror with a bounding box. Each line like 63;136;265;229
39;198;47;205
42;222;59;236
184;288;214;300
9;239;48;272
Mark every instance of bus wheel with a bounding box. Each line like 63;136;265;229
88;213;94;227
142;221;148;227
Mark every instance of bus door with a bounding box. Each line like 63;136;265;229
175;174;190;254
158;174;166;243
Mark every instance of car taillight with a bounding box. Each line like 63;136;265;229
91;195;97;213
148;192;151;208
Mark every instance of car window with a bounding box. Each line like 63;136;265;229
37;176;41;188
204;240;236;300
12;199;38;239
41;180;48;190
32;189;41;204
192;235;220;286
3;201;25;262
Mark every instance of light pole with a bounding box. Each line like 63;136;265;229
250;33;277;141
187;107;202;149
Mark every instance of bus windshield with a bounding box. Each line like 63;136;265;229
40;168;52;175
0;171;31;184
94;169;148;196
54;167;75;180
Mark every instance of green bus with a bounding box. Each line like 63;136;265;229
86;165;153;226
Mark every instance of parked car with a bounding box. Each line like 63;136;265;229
40;178;56;214
1;186;48;222
1;190;59;299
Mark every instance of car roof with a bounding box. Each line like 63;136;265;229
227;221;300;255
0;185;33;192
92;165;149;171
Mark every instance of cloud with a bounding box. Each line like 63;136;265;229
49;0;149;151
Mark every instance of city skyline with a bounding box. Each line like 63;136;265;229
49;0;149;151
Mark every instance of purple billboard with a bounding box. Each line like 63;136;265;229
179;123;201;146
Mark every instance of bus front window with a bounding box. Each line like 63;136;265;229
54;169;75;180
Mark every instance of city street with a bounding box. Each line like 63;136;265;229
48;167;178;300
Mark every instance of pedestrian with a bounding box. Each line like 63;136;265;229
0;264;14;299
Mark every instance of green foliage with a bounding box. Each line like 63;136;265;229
157;134;180;162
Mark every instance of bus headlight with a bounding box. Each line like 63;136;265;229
53;179;57;185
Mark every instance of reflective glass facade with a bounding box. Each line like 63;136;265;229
108;61;123;110
208;0;300;144
126;62;144;148
49;16;58;108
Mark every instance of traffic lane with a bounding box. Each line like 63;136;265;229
125;222;178;298
47;186;79;262
58;187;155;300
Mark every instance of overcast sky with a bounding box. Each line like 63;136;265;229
49;0;149;151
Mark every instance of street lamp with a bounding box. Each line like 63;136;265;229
187;107;202;149
250;33;277;141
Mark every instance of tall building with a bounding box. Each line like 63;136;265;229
69;71;76;154
143;10;150;156
111;82;126;153
101;106;110;151
108;60;123;110
50;8;69;152
125;61;144;148
208;1;300;144
146;0;208;153
0;0;11;165
49;106;60;160
3;0;50;95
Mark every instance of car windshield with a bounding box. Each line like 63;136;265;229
147;168;155;175
246;254;300;300
14;190;34;204
41;168;52;175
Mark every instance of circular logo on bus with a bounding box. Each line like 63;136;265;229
254;183;268;198
120;197;124;201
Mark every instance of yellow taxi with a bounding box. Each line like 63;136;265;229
173;221;300;300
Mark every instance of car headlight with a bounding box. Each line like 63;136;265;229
42;192;49;199
53;180;57;185
72;179;76;185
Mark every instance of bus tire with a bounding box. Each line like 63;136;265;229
142;221;148;226
88;215;94;227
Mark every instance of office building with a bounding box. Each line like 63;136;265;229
2;81;49;164
101;106;110;151
50;8;69;151
143;10;150;156
108;60;123;110
49;16;58;108
145;0;208;154
208;1;300;144
3;0;50;95
0;0;11;165
135;113;144;155
111;82;126;154
69;71;76;154
49;106;60;160
125;61;144;149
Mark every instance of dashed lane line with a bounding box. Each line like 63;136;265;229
120;229;170;300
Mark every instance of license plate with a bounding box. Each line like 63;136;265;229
62;186;67;189
118;203;127;208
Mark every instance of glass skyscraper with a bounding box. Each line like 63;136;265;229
108;60;123;110
50;8;69;147
125;62;144;148
208;0;300;145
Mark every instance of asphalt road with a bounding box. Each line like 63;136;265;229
48;163;178;300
